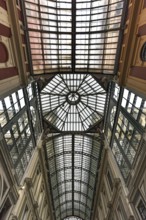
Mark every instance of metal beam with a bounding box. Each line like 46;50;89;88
41;139;56;220
90;134;104;220
13;136;32;168
110;86;124;148
72;134;74;216
72;0;76;72
103;82;114;134
23;88;36;147
2;107;26;134
114;0;129;75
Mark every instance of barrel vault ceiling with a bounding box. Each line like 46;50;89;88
21;0;128;219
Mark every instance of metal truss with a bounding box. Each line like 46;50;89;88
38;73;110;220
45;133;103;220
22;0;127;75
40;73;106;132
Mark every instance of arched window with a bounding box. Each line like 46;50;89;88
140;42;146;61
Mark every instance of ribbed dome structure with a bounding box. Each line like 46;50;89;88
41;73;106;131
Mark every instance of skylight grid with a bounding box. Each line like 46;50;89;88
46;134;102;220
46;135;73;219
25;0;72;74
41;74;106;131
24;0;125;74
64;215;82;220
75;0;124;73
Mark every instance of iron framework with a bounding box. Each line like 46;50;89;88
40;73;106;132
105;82;146;181
45;133;103;220
23;0;126;75
39;72;107;220
0;82;42;183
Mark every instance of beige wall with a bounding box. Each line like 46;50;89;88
92;136;146;220
0;135;54;220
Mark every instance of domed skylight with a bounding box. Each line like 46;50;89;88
41;73;106;131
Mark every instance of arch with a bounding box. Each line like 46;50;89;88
0;42;8;63
140;42;146;61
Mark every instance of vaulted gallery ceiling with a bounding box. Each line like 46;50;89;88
21;0;127;219
23;0;126;76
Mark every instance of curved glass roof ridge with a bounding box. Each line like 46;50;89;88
24;0;125;75
41;73;106;131
46;133;102;220
64;217;83;220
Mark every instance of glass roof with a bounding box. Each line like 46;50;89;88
40;73;106;219
46;133;102;220
24;0;125;75
64;217;82;220
21;1;127;219
41;73;106;131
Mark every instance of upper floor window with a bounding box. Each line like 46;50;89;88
140;42;146;61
